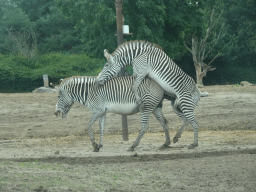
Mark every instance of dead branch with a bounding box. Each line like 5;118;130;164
184;43;192;53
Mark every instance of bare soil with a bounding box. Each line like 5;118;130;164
0;85;256;191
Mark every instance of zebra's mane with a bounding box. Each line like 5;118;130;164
111;40;164;56
59;76;96;88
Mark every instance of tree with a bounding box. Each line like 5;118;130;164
55;0;117;57
224;0;256;68
55;0;202;58
184;1;226;86
11;0;53;22
35;6;82;54
5;28;38;58
0;4;33;54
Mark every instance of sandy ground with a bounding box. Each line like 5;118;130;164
0;84;256;191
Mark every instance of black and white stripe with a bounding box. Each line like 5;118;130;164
96;40;201;149
55;76;173;152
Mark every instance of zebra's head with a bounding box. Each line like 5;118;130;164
54;89;74;118
95;49;120;86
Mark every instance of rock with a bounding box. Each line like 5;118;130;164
240;81;252;86
200;92;209;97
32;87;58;93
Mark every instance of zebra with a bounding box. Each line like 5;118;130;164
95;40;201;149
54;76;173;152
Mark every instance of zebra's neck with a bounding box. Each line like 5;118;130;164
60;76;96;105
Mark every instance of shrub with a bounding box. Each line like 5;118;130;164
0;53;105;92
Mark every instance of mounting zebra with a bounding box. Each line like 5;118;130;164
95;40;201;149
54;76;174;152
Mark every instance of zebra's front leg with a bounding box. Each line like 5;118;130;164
132;75;147;106
152;107;171;149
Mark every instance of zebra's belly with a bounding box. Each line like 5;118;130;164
105;103;140;115
149;72;176;97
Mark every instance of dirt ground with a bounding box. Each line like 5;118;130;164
0;84;256;191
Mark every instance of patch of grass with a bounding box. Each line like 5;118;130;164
0;160;176;191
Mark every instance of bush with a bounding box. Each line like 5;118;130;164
0;53;106;92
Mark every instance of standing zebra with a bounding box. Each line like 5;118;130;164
54;76;172;152
95;40;201;149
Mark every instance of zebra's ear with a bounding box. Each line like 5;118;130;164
104;49;112;61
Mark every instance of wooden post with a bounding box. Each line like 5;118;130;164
43;74;49;87
115;0;128;141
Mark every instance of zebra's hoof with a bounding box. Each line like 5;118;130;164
127;147;134;152
93;148;100;152
173;137;179;143
93;144;100;152
159;144;170;150
188;143;198;149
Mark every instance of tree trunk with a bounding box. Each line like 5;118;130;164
195;64;204;86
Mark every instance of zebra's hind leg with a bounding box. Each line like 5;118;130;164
127;122;149;151
173;121;189;143
171;99;189;144
187;119;199;149
88;110;105;152
96;113;106;152
179;98;199;149
152;106;171;149
127;112;150;152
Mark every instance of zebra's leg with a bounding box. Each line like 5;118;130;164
128;112;150;152
173;121;189;143
171;99;189;143
98;113;106;151
88;110;105;152
152;106;171;149
179;98;199;149
132;53;149;106
132;74;147;106
187;119;199;149
132;75;144;105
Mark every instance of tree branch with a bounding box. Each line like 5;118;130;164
208;52;220;66
184;43;192;53
202;22;225;61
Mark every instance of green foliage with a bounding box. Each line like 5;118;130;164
33;53;105;79
56;0;117;57
11;0;53;22
0;53;105;92
0;5;32;32
55;0;203;58
223;0;256;67
0;0;255;88
0;4;33;54
35;6;82;54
